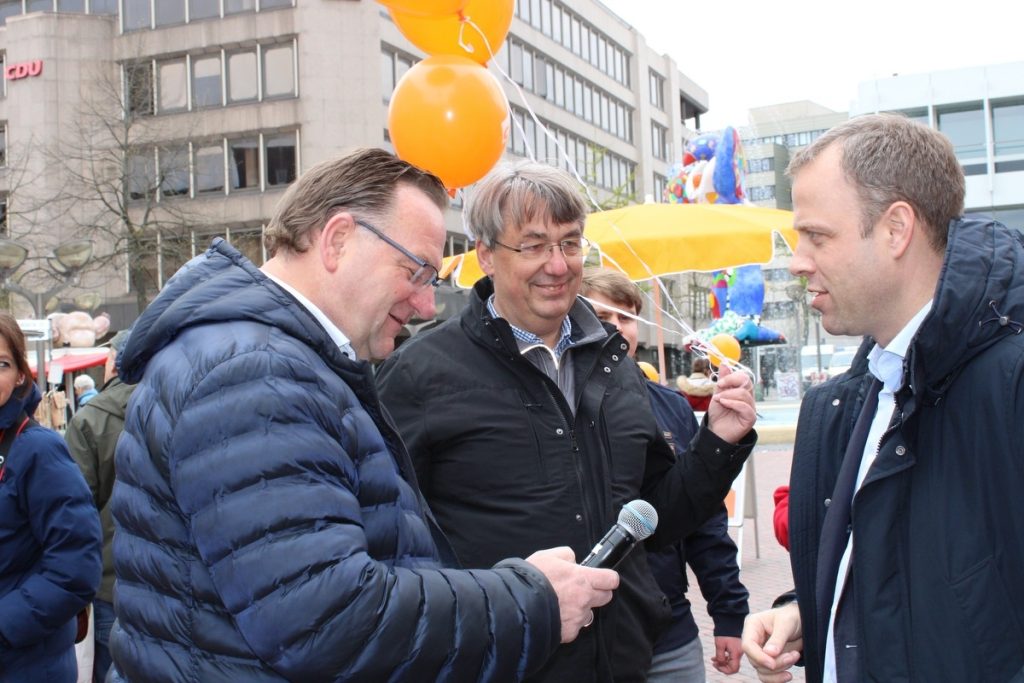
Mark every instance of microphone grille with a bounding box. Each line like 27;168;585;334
617;500;658;541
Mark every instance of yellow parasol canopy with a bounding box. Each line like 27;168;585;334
444;203;798;287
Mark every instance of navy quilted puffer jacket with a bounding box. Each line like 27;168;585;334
108;240;560;683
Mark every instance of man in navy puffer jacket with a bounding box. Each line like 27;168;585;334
108;148;618;683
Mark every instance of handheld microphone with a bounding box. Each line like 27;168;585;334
581;500;658;568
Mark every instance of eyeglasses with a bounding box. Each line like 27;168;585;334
493;237;591;261
352;218;441;289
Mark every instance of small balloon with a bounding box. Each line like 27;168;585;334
637;361;660;383
377;0;467;18
391;0;513;65
707;333;741;368
388;55;509;190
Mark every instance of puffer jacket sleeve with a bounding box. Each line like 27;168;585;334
166;348;559;682
0;429;102;650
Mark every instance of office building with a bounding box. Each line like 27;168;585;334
0;0;708;328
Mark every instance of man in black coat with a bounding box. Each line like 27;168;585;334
742;114;1024;682
377;160;757;682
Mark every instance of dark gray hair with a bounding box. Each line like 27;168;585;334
787;113;964;253
466;160;588;247
264;148;449;257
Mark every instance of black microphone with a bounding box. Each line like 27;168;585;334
581;500;658;568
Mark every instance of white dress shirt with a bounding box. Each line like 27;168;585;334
265;273;357;361
823;301;932;682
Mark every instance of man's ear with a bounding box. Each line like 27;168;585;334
319;211;357;273
477;241;496;277
882;201;917;259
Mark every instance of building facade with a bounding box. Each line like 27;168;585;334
851;61;1024;232
0;0;708;329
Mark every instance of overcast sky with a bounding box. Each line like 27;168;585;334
597;0;1023;132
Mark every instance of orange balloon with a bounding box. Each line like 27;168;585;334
377;0;466;18
388;55;509;190
707;333;741;368
390;0;514;64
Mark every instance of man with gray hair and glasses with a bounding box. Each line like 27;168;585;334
107;148;618;682
378;160;757;682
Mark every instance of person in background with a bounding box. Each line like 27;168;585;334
581;267;749;681
73;374;98;407
378;160;756;682
0;312;102;683
65;328;134;683
742;114;1024;682
677;357;715;412
108;148;618;683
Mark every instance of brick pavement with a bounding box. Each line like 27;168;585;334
686;444;805;682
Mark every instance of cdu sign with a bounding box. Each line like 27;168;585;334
5;60;43;80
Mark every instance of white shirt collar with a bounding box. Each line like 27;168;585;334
265;273;358;361
866;300;932;393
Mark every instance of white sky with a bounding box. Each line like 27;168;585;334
597;0;1024;132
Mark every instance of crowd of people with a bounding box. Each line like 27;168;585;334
0;113;1021;683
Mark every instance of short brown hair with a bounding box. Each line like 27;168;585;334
0;313;33;399
264;148;449;257
467;160;588;247
581;267;642;314
788;113;964;252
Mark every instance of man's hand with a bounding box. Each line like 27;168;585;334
707;363;757;444
742;603;804;683
711;635;744;674
525;547;619;643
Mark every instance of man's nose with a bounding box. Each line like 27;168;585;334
410;285;437;320
789;245;813;277
544;245;570;274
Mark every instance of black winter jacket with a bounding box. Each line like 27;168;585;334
378;277;754;682
789;216;1024;682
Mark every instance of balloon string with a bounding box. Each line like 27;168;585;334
460;16;603;211
456;12;475;55
457;18;752;381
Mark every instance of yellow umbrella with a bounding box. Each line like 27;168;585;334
445;203;797;287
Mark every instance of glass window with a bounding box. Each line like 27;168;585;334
58;0;85;10
509;42;523;84
263;44;294;98
192;55;222;108
0;125;6;167
229;138;260;191
993;102;1024;157
0;2;20;24
155;0;185;25
125;61;154;117
128;149;156;200
194;144;225;194
158;59;187;112
522;49;533;91
227;50;258;102
90;0;116;13
224;0;255;14
123;0;150;30
260;0;293;7
27;0;51;12
161;233;191;284
264;133;296;187
230;227;264;265
381;51;394;100
938;106;986;163
189;0;219;19
0;196;7;235
159;146;190;198
396;55;412;82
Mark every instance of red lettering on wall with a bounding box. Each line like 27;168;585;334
5;60;43;81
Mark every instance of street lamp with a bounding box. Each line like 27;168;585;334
0;238;95;394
